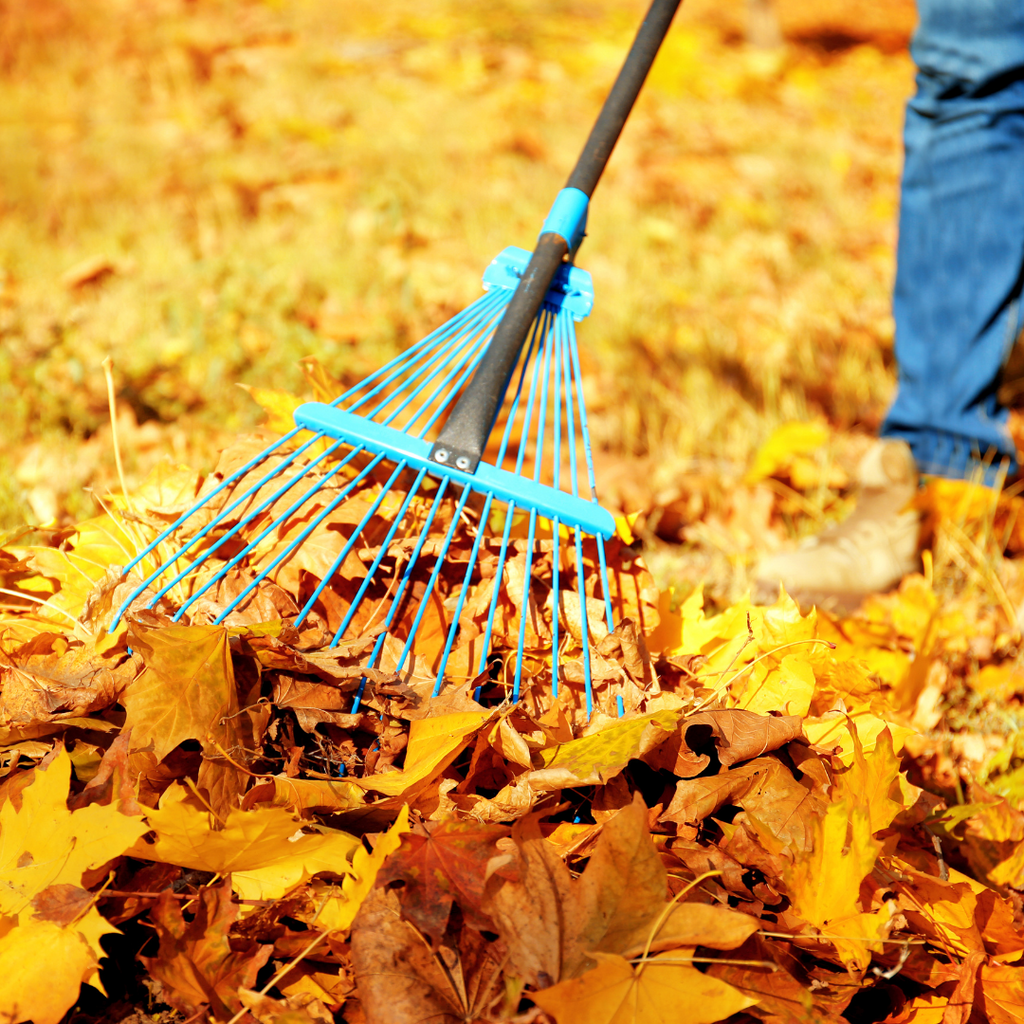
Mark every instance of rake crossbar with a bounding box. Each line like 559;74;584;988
292;404;615;539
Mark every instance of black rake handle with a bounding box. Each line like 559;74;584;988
429;0;682;474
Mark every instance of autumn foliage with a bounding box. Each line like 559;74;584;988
3;391;1024;1024
6;1;1024;1023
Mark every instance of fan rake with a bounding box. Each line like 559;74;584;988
110;0;680;717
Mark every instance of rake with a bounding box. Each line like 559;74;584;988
111;0;680;716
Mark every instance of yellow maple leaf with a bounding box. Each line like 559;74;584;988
0;913;119;1024
238;383;304;436
352;709;492;797
529;710;681;791
832;726;905;836
309;805;411;933
0;748;148;1024
784;797;890;971
12;512;141;623
532;950;757;1024
0;749;148;919
128;784;361;901
736;653;815;717
803;711;915;766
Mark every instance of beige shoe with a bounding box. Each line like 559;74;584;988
753;439;922;610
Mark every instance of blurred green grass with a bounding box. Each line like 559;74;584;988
0;0;914;530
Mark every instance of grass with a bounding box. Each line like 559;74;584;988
0;0;914;541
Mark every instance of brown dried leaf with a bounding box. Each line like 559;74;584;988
349;887;466;1024
0;632;137;725
29;883;94;926
140;883;273;1020
483;794;678;986
648;709;805;779
123;620;243;762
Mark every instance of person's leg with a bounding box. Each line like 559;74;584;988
755;0;1024;603
883;19;1024;485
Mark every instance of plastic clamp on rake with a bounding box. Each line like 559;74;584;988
482;246;594;322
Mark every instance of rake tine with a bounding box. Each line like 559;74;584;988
110;425;321;625
276;456;403;630
432;488;495;697
368;294;506;427
478;498;516;685
344;289;507;415
550;312;566;696
508;303;558;701
350;475;452;713
190;450;387;623
407;318;505;437
171;442;374;620
572;525;594;716
329;466;429;641
558;316;596;716
567;322;615;632
550;516;561;696
392;484;473;678
328;462;425;645
134;435;353;617
512;506;540;703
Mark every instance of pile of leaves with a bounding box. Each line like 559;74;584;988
4;404;1024;1024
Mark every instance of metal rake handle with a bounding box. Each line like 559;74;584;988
429;0;682;474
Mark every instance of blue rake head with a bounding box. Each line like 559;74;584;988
110;248;622;716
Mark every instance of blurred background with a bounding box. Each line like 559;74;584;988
0;0;918;602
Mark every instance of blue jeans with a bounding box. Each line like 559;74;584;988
880;0;1024;485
